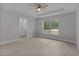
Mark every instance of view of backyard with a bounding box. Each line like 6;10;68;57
44;20;59;35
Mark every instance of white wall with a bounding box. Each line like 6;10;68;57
59;12;76;43
77;4;79;49
0;10;19;43
36;12;76;43
0;4;2;41
26;17;36;38
0;9;36;43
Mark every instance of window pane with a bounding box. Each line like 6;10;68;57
50;20;59;35
51;20;59;29
44;21;50;30
43;20;59;35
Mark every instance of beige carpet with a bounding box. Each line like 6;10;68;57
0;38;79;56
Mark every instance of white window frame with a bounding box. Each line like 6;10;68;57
42;20;59;35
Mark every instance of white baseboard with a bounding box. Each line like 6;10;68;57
38;36;76;44
0;37;76;46
0;39;18;45
47;37;76;44
0;36;35;45
56;39;76;44
26;36;35;39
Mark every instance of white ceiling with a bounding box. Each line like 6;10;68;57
0;3;78;18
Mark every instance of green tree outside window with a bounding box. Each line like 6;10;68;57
44;21;50;30
51;20;59;29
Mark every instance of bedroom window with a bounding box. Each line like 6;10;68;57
43;19;59;35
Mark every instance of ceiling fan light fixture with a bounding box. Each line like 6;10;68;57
36;8;41;12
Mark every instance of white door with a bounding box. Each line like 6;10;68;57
19;17;27;38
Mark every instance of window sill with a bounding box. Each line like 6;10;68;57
41;32;59;36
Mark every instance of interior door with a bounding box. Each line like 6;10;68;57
19;17;27;38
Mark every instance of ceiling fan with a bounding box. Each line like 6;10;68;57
30;3;48;12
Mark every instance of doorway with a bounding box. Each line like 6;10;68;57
19;17;27;39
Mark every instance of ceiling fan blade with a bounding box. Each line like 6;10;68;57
37;8;64;16
34;3;41;6
41;7;48;12
33;3;41;7
41;5;48;8
29;3;38;7
30;7;37;9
